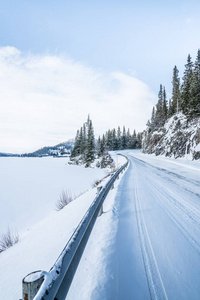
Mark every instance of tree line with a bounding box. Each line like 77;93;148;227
70;116;142;167
96;127;142;157
148;49;200;131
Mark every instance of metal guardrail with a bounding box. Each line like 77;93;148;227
22;157;128;300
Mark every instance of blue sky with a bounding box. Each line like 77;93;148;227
0;0;200;152
1;0;200;91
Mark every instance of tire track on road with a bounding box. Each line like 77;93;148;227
133;163;168;300
143;176;200;257
144;174;200;226
131;156;200;198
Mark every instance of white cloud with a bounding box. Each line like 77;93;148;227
0;47;156;153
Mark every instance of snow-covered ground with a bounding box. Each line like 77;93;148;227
0;157;107;234
0;154;125;299
0;156;109;299
1;151;200;299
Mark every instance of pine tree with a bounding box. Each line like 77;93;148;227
70;115;96;166
137;132;142;148
100;134;106;156
84;118;95;167
116;126;122;150
150;106;156;130
163;86;168;120
128;130;140;149
189;49;200;118
112;128;118;150
81;123;87;155
180;54;193;116
155;84;164;127
96;136;101;157
106;129;113;150
127;128;131;148
79;127;84;155
171;65;180;114
122;126;127;149
168;99;174;118
70;130;80;158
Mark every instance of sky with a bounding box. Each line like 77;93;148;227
1;0;200;153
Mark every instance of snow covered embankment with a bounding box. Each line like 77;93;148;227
142;113;200;160
0;154;126;299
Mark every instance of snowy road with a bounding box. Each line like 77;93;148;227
118;154;200;300
68;152;200;300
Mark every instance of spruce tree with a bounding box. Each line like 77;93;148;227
81;123;87;155
189;49;200;118
100;134;106;155
155;84;164;127
84;118;95;167
97;136;101;157
168;99;174;118
180;54;193;116
171;65;180;114
137;132;142;148
117;126;122;150
122;126;127;149
127;128;131;148
163;86;168;120
106;129;113;150
112;128;118;150
79;127;84;155
150;106;156;130
70;130;80;158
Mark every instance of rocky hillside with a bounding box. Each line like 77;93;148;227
142;113;200;160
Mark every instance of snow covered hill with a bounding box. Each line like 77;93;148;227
142;113;200;160
22;139;74;157
0;152;19;157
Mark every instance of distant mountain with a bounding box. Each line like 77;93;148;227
0;152;19;157
142;113;200;160
22;139;74;157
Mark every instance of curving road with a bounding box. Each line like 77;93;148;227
67;151;200;300
111;153;200;300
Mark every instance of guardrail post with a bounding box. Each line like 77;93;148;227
22;271;44;300
98;204;103;217
97;186;103;216
97;186;102;195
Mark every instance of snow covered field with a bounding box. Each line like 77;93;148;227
0;156;109;299
1;151;200;299
0;157;107;234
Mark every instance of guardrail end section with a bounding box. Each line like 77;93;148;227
98;204;103;217
22;270;45;300
97;186;103;195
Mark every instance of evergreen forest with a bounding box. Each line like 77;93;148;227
70;116;142;167
148;49;200;132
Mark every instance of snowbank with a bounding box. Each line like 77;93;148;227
0;155;119;299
